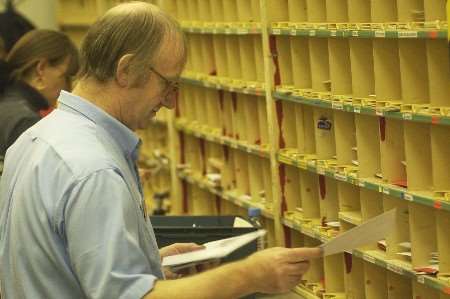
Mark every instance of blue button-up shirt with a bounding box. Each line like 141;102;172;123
0;91;163;299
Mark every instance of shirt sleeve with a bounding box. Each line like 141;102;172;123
7;115;40;149
64;168;158;299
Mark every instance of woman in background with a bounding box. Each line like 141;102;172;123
0;29;79;157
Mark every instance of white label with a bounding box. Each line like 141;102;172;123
272;28;281;35
363;254;376;264
404;193;413;202
246;147;252;153
225;28;231;34
398;31;418;38
382;187;390;195
403;113;413;120
332;101;344;110
309;30;316;36
330;30;337;37
353;105;361;113
376;109;384;116
375;30;386;38
290;29;297;36
352;30;359;37
243;89;249;94
212;28;217;34
358;181;365;187
417;275;425;284
335;173;347;182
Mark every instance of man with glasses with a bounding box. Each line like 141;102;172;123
0;2;321;299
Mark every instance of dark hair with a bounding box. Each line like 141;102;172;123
0;29;79;93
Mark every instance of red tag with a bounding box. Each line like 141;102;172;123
434;201;442;209
429;31;438;39
431;115;440;124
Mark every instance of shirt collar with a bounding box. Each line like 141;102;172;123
57;91;140;159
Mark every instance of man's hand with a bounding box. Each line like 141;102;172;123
160;243;205;279
243;247;323;294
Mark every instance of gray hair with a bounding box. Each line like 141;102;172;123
78;1;185;85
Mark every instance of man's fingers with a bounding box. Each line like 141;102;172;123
284;261;310;276
285;247;323;262
174;243;205;254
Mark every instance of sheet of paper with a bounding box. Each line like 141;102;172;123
320;209;396;256
162;230;266;268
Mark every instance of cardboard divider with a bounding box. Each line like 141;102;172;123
409;203;437;268
383;195;411;262
222;91;234;137
288;0;308;22
350;39;375;98
285;165;302;212
387;272;412;299
244;96;262;144
399;40;430;104
210;0;225;23
191;185;217;215
248;155;265;202
213;36;229;77
326;0;349;23
225;36;242;79
198;0;211;22
237;0;253;22
257;99;269;145
234;94;248;141
424;0;447;21
337;182;362;227
253;36;265;82
205;89;222;130
296;105;316;154
262;159;273;205
437;211;450;280
239;36;258;81
431;126;450;191
276;36;294;86
404;122;432;191
261;218;276;247
281;101;299;148
188;34;205;73
314;108;336;160
194;87;208;125
319;177;339;223
348;0;371;22
324;254;346;293
290;37;312;89
334;111;356;165
371;0;398;22
379;119;406;186
299;171;320;220
200;36;216;75
184;135;203;173
329;39;353;95
396;0;424;22
373;39;402;102
344;255;365;299
355;114;381;179
233;150;250;196
309;38;331;92
360;189;383;250
427;40;450;108
266;0;289;22
364;261;388;299
222;0;238;22
186;0;200;21
413;281;441;299
306;0;327;22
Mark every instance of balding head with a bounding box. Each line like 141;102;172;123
78;1;186;86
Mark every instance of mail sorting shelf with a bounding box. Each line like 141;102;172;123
270;0;450;297
137;109;172;214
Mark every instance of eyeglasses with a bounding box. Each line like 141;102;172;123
150;66;179;99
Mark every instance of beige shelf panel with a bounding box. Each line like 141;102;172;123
328;38;352;95
424;0;447;21
314;108;336;160
348;0;371;23
404;122;432;191
373;39;402;102
427;40;450;108
399;39;430;104
324;254;346;293
431;126;450;191
364;261;388;299
355;114;381;179
379;119;406;185
387;272;413;299
299;171;320;219
284;165;301;212
409;202;437;268
306;0;326;22
344;255;366;299
319;176;339;223
350;39;375;98
334;111;356;165
288;0;307;23
326;0;349;23
371;0;398;23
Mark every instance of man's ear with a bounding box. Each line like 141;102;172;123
116;54;134;87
